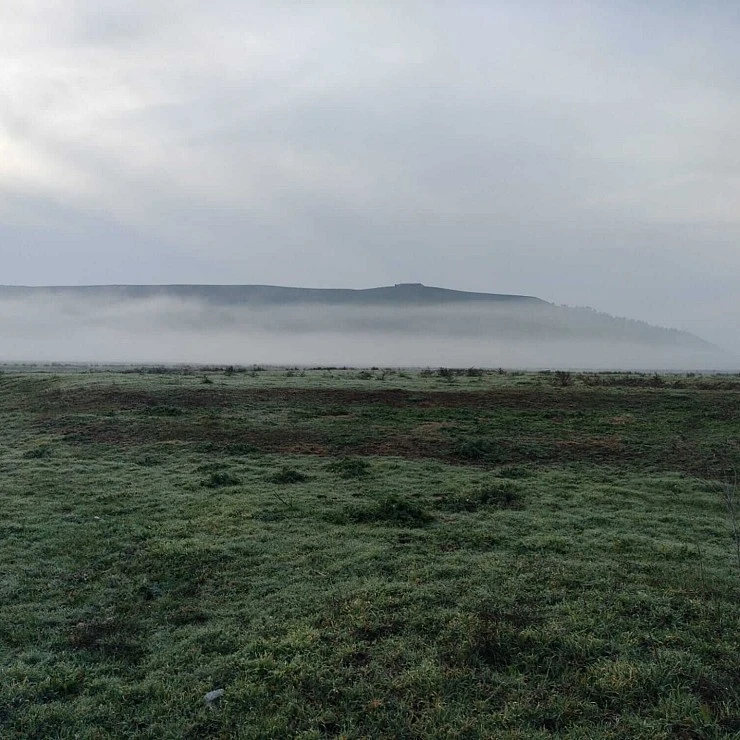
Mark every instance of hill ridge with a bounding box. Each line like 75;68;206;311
0;283;546;305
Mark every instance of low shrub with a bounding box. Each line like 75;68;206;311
553;371;573;387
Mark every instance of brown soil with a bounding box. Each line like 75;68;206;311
36;385;618;413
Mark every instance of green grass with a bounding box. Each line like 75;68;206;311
0;368;739;738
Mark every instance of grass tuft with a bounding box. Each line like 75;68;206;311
437;481;524;511
22;444;55;459
498;463;533;479
67;617;145;663
327;457;371;479
142;405;184;416
202;471;241;488
342;494;433;527
452;436;505;462
271;466;309;484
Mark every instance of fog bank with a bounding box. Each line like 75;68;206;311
0;296;735;370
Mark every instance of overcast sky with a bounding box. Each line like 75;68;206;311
1;1;739;351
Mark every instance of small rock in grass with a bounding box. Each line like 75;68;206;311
204;689;224;707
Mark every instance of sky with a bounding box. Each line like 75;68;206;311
1;1;739;352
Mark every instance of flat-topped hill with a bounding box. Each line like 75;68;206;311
0;283;546;306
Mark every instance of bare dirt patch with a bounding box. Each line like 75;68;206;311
36;385;628;414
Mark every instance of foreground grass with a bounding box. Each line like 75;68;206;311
1;368;739;738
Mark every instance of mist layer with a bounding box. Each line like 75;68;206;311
0;294;733;370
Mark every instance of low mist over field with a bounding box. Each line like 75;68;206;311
0;285;733;369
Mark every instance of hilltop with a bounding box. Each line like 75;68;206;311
0;282;545;306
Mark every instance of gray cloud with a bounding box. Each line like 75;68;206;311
1;1;739;353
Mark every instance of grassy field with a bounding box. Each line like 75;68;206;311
1;366;739;739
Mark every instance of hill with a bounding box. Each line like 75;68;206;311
0;282;545;306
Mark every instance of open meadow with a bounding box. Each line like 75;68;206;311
1;366;739;739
